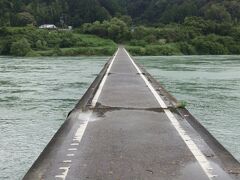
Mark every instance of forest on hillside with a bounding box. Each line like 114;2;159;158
1;0;240;56
1;0;240;26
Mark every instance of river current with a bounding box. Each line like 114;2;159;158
0;55;239;179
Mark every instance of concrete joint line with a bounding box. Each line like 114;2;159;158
123;48;216;180
54;48;120;180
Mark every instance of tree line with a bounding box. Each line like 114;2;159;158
1;0;240;56
1;0;240;27
79;16;240;55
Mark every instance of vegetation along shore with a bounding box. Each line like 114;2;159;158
1;0;240;56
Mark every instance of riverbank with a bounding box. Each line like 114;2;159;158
1;24;240;57
0;27;117;57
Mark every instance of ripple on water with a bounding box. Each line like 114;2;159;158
137;55;240;161
0;56;107;180
1;55;239;179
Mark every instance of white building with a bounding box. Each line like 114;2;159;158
39;24;57;29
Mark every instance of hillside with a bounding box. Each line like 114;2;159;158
1;0;240;56
1;0;240;27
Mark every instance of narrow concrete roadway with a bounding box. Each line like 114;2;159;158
24;48;240;180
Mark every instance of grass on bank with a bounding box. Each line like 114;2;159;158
126;44;183;56
1;23;240;57
176;101;187;108
31;46;117;56
0;26;117;57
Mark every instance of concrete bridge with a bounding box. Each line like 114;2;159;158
24;47;240;180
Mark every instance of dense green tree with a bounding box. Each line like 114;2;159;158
1;0;240;56
98;0;121;15
1;0;240;27
192;35;229;54
0;0;12;26
12;12;36;26
81;18;130;42
126;0;149;19
132;26;149;40
35;39;47;49
204;4;231;23
178;42;196;55
118;15;132;26
10;38;32;56
68;0;110;26
224;1;240;22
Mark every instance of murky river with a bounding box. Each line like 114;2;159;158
0;55;239;179
138;55;240;161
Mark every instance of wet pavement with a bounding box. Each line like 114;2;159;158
23;48;240;180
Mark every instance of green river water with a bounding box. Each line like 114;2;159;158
0;55;239;179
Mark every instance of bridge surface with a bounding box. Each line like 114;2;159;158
24;48;240;180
